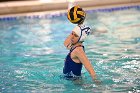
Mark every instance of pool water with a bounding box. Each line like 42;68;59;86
0;6;140;93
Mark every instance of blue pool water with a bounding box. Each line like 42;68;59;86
0;6;140;93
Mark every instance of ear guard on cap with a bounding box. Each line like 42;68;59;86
73;25;90;42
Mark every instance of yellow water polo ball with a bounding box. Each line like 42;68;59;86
67;6;86;24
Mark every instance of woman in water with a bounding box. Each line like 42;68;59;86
63;6;100;83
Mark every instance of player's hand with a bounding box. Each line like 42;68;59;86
94;79;102;85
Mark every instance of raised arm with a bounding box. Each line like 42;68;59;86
64;33;73;50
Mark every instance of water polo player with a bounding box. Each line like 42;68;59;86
63;6;100;83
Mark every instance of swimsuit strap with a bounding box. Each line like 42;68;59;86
70;45;84;53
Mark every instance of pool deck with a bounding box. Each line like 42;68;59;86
0;0;140;17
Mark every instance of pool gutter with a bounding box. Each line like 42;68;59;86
0;0;140;15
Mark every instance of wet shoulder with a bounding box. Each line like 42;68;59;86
74;46;85;54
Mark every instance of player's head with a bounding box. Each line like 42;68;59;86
71;26;90;45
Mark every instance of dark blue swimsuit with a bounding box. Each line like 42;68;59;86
63;46;84;78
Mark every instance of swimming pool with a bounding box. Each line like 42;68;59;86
0;5;140;93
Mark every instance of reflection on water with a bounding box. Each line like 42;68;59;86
85;8;140;92
0;7;140;93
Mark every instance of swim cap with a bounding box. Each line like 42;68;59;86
73;25;90;42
